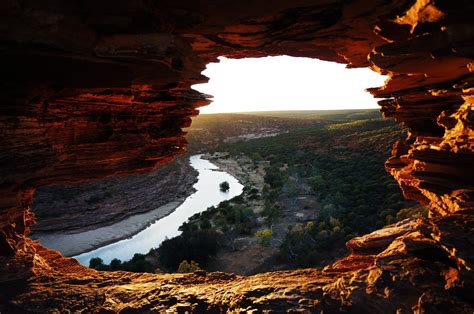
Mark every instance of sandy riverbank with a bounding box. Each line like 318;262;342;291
202;153;265;190
31;199;187;257
32;156;198;233
30;155;199;257
32;154;250;259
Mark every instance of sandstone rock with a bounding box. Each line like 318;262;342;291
0;0;473;312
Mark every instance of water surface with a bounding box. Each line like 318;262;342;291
74;154;243;265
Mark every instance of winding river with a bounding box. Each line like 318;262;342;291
74;154;243;265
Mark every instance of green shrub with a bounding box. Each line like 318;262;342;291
256;228;273;246
177;260;201;273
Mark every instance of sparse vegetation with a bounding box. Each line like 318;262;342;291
89;110;423;273
210;115;417;268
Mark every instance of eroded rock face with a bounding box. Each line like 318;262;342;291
5;215;473;313
0;0;473;312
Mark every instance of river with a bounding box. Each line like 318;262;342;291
74;154;243;265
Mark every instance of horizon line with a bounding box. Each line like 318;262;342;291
198;108;381;115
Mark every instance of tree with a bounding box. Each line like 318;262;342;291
200;218;212;229
110;258;122;270
263;205;282;221
157;229;220;271
177;260;201;273
123;254;154;273
89;257;107;270
308;175;325;191
264;166;288;188
250;152;263;161
219;181;230;192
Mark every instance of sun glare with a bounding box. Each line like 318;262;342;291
192;56;387;114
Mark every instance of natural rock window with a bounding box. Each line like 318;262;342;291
29;56;408;275
0;0;472;312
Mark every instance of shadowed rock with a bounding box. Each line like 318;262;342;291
0;0;473;312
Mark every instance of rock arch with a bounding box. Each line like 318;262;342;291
0;0;472;312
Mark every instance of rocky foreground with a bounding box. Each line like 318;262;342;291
0;0;473;312
4;214;472;312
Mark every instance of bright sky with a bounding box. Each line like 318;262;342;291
192;56;387;114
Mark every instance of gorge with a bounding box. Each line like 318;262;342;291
73;154;243;265
0;0;473;312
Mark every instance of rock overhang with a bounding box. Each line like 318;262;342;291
0;0;473;312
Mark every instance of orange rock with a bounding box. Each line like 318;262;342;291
0;0;472;312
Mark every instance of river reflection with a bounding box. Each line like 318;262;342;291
74;154;243;265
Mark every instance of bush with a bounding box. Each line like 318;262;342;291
264;167;288;188
110;258;122;270
177;260;202;273
396;206;428;221
200;218;212;229
256;228;273;246
157;229;220;271
121;254;154;273
89;257;106;270
220;181;230;192
262;205;282;223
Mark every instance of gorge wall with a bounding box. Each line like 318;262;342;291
0;0;472;312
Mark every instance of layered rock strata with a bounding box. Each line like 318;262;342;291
31;155;196;232
0;0;473;312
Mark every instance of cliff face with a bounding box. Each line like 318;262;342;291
0;0;473;312
31;156;197;233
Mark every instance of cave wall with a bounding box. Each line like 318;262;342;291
0;0;473;312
